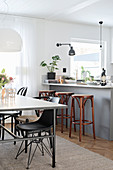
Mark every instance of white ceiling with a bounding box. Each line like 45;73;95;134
0;0;113;27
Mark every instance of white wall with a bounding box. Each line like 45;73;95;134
0;14;112;96
43;20;112;76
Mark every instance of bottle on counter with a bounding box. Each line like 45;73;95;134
101;68;106;86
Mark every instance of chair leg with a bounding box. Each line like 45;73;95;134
40;139;44;156
61;108;64;133
91;97;96;139
72;100;76;132
11;116;13;133
79;98;82;142
14;116;16;145
25;119;29;153
61;95;64;133
2;115;4;140
25;131;28;153
48;129;53;148
15;140;24;159
14;115;19;145
66;96;68;128
27;141;33;169
69;98;73;137
83;104;85;135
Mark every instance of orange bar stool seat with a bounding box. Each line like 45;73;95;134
55;92;74;133
39;90;56;97
69;94;96;142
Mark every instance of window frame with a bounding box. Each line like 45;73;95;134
70;38;107;79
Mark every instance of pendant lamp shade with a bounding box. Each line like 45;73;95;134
0;28;22;52
69;46;75;56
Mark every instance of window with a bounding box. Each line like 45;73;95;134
0;52;20;88
70;39;106;80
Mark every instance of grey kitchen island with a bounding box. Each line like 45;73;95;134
43;83;113;140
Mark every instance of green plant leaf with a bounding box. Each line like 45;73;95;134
52;55;61;61
40;55;61;72
1;68;5;73
40;61;47;67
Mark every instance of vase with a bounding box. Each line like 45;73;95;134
0;87;6;99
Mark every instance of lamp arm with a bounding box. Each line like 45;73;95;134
56;43;71;47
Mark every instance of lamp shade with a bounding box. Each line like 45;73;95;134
0;28;22;52
69;46;75;56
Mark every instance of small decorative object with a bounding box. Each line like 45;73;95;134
0;68;14;98
58;76;64;84
62;76;75;83
81;66;93;82
101;68;106;86
40;55;61;79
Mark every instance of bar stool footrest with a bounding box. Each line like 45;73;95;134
57;115;71;119
72;120;93;125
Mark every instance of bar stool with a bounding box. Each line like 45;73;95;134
69;94;96;142
39;90;56;97
55;92;74;133
38;90;56;117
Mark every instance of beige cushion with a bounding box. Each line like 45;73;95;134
16;115;39;123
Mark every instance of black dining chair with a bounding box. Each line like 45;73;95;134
0;87;28;140
15;96;60;169
15;96;50;124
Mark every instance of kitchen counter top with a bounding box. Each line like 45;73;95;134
43;83;113;89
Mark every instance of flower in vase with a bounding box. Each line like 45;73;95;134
0;68;14;89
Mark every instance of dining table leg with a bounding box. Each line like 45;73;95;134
52;108;56;168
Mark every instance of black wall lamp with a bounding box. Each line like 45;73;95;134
56;43;75;56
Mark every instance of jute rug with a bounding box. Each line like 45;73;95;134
0;136;113;170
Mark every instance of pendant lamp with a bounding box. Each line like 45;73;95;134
0;28;22;52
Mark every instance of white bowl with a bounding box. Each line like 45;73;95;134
65;80;76;84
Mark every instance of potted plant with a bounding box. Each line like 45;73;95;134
81;66;93;82
40;55;61;79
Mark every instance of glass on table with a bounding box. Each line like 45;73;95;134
6;88;16;98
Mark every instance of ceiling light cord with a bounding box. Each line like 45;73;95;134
99;21;103;50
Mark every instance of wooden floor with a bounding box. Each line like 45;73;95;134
56;124;113;161
5;123;113;161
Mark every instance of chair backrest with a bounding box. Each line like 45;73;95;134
37;97;60;127
47;96;60;103
17;87;28;96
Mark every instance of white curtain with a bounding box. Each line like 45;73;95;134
0;14;44;97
